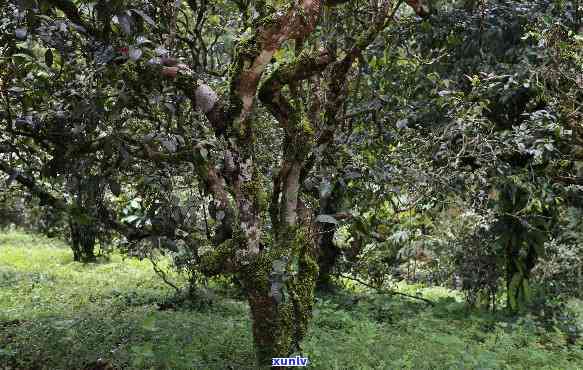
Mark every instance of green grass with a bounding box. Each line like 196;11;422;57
1;230;582;369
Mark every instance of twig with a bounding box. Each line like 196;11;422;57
149;255;181;293
337;273;435;306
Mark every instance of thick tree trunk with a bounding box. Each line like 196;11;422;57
167;2;412;367
247;289;294;366
240;230;318;367
71;222;81;262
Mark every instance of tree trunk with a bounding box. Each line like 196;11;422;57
71;221;81;262
69;219;97;263
81;228;97;262
316;183;343;291
506;240;537;312
316;227;340;290
240;229;318;367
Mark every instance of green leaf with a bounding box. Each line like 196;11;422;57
272;259;287;273
15;28;27;40
209;14;220;26
109;181;121;196
128;47;142;61
129;199;141;209
12;53;33;64
117;13;132;35
161;139;177;152
199;147;208;160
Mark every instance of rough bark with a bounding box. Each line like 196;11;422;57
237;1;404;362
242;229;318;367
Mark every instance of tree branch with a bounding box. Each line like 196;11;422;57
0;160;67;210
158;62;227;136
259;48;333;128
227;0;323;136
318;0;396;146
0;160;149;241
338;273;435;306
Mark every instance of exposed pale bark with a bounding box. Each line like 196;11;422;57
406;0;432;17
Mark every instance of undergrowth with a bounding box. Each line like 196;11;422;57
0;230;582;369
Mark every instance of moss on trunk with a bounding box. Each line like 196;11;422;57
240;227;318;367
506;240;538;312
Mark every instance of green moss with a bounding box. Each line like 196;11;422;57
226;34;261;133
290;229;318;341
255;12;280;28
300;115;315;136
240;257;268;293
240;226;318;365
199;240;236;276
284;106;315;161
227;66;245;128
240;178;258;198
237;34;260;59
240;168;268;213
256;186;269;212
297;48;320;65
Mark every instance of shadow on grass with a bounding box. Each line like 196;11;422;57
0;291;255;370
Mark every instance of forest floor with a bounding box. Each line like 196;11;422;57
0;230;582;369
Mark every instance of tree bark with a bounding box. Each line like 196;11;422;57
316;183;344;290
241;229;318;367
157;1;419;366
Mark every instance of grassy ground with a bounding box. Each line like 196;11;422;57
0;230;582;369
